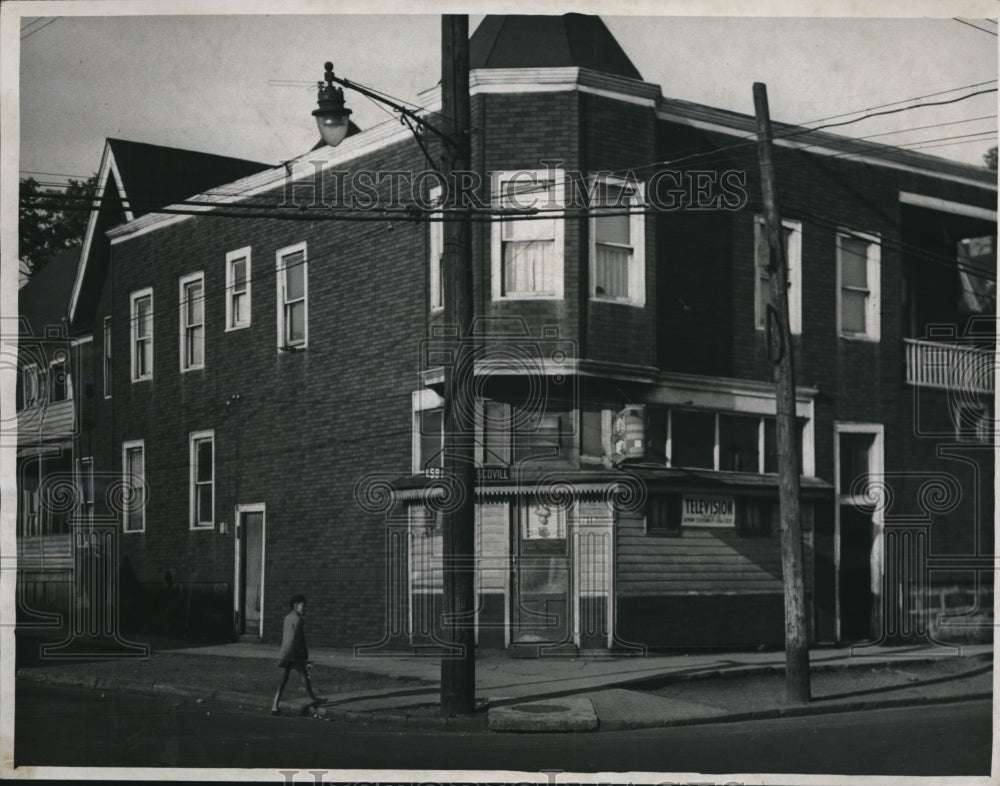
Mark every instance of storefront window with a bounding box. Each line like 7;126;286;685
719;414;759;472
670;410;715;469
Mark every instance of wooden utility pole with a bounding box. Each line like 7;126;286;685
439;14;477;715
753;82;811;704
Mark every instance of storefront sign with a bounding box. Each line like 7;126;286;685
681;495;735;527
522;502;566;540
477;465;510;482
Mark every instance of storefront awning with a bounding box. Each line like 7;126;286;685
390;466;834;504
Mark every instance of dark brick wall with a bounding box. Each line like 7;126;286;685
102;136;433;646
653;118;994;561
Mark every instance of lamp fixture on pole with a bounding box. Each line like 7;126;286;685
313;62;353;147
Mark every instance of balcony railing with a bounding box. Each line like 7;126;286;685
904;338;995;394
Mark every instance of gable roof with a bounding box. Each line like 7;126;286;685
18;247;81;337
470;14;642;80
68;139;270;326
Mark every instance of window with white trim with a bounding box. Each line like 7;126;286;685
79;457;94;524
22;363;39;408
491;169;565;299
190;430;214;529
837;231;881;340
590;177;645;305
647;407;807;474
276;243;308;349
49;352;72;402
428;187;444;312
413;389;445;474
179;272;205;371
122;440;145;533
226;247;251;330
103;317;113;398
755;216;802;335
130;288;153;381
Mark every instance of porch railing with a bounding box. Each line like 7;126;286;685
904;338;994;394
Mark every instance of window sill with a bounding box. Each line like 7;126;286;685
225;323;251;333
495;293;563;301
591;295;644;308
838;333;880;343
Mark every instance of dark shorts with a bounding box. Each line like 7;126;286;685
278;659;307;671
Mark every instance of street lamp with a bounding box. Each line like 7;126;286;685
313;62;352;147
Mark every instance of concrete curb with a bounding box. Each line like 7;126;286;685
17;653;992;734
615;651;995;692
597;691;995;731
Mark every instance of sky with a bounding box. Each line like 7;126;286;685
9;3;1000;187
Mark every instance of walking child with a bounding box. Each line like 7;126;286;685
271;594;319;714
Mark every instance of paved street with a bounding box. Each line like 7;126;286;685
14;682;992;775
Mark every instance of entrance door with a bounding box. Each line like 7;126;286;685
839;505;874;641
238;506;265;638
511;502;572;647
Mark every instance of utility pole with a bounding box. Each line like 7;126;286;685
439;14;477;715
753;82;811;704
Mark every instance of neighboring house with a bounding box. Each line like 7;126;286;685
65;14;993;651
15;247;86;617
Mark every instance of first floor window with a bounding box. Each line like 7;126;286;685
190;431;214;529
420;408;444;471
838;231;881;340
277;244;308;349
122;441;145;533
180;273;205;371
130;288;153;381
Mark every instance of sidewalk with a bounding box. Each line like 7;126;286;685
15;634;993;732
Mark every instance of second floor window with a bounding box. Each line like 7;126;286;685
49;354;72;402
492;170;565;300
226;248;251;330
755;216;802;335
837;231;881;341
277;243;308;349
190;430;214;529
428;187;444;312
591;178;646;306
103;317;112;398
179;273;205;371
130;288;153;381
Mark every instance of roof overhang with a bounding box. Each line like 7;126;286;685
67;143;132;324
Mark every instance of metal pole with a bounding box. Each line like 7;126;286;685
439;13;476;715
753;81;811;704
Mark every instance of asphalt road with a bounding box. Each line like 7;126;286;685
12;682;993;776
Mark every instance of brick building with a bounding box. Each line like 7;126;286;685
34;14;994;652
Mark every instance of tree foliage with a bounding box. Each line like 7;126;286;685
19;175;98;278
984;146;997;171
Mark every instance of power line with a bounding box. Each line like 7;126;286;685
953;17;998;36
21;18;57;40
602;82;999;179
